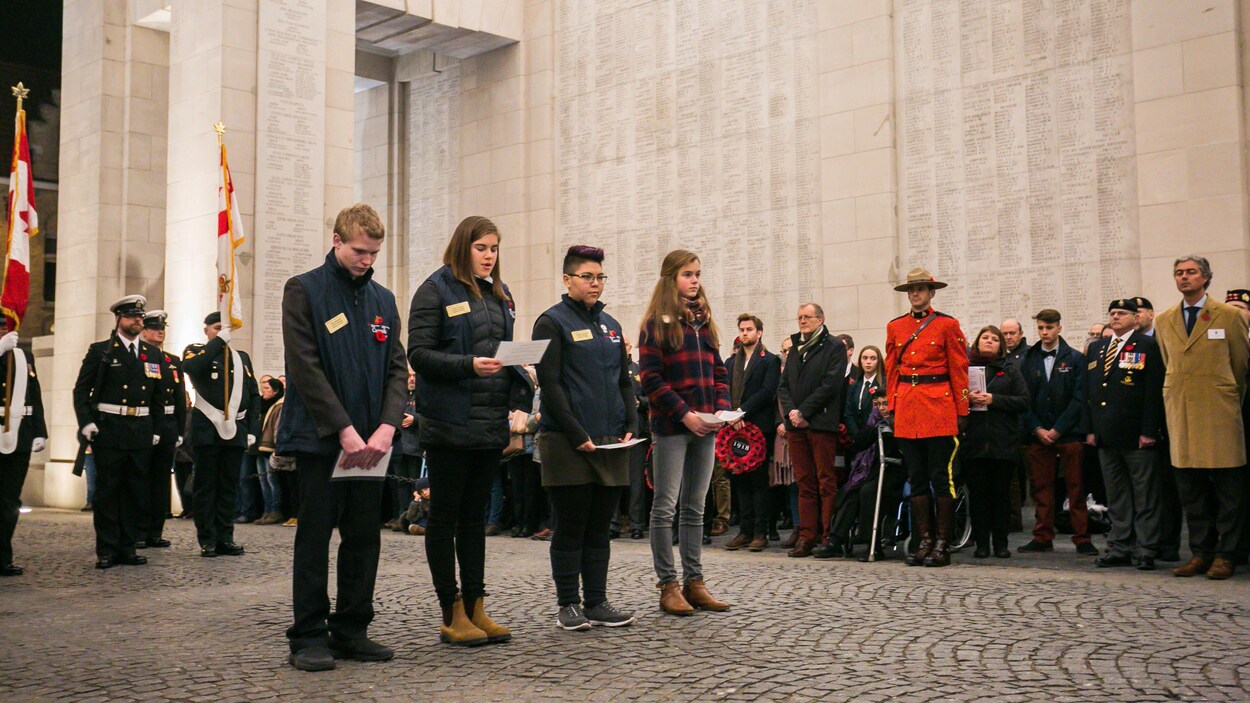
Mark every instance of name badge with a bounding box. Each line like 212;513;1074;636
145;362;162;379
324;313;349;334
1208;328;1225;340
446;302;471;318
571;329;594;342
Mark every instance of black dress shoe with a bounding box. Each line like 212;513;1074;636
1095;554;1133;568
134;540;147;549
973;547;990;559
200;546;218;558
95;556;115;569
0;563;23;576
289;645;336;672
1076;542;1098;556
993;548;1011;559
1158;551;1181;562
147;538;172;548
701;535;712;545
768;530;781;542
630;529;643;540
608;530;621;540
216;542;245;556
813;541;845;559
329;637;394;662
117;554;147;566
1137;556;1156;571
1017;540;1054;553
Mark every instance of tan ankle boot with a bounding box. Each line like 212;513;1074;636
440;596;488;647
682;579;730;612
658;581;694;616
465;596;511;643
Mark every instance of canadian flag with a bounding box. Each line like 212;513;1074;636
2;105;36;332
217;139;245;331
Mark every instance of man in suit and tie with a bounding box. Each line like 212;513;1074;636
723;314;780;552
1084;299;1166;570
1155;256;1250;580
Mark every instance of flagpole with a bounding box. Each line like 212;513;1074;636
214;121;230;422
2;84;29;433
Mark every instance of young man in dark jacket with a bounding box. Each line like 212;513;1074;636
724;314;781;552
777;303;847;557
279;204;409;671
1020;308;1094;554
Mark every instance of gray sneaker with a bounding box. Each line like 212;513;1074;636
556;604;591;631
584;600;636;628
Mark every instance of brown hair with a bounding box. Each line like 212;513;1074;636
443;216;507;301
641;250;720;351
1033;308;1061;324
737;313;763;332
858;345;883;368
334;203;385;241
974;325;1007;359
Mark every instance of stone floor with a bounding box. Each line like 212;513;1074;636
2;509;1248;702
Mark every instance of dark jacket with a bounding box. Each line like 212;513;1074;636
1083;331;1165;450
400;392;421;456
153;351;187;447
637;311;731;437
182;337;261;448
1004;339;1028;368
962;358;1029;460
629;359;649;438
777;327;848;433
1021;337;1087;444
0;348;47;453
277;251;409;456
407;265;531;450
843;372;882;438
73;334;163;450
730;344;781;433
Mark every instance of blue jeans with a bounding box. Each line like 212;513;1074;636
256;455;281;515
649;432;716;584
85;454;97;505
486;471;504;526
235;453;260;519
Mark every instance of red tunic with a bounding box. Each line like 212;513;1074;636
885;309;970;439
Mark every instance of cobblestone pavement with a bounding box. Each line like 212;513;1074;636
2;510;1249;702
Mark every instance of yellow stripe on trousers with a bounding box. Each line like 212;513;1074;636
945;436;960;498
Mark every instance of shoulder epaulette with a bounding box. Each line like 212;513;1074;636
889;313;909;322
934;311;954;319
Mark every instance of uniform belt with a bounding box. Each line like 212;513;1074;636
905;373;950;386
0;406;33;417
164;405;177;415
96;403;151;417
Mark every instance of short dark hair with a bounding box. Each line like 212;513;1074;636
563;245;605;274
737;313;763;332
1033;308;1061;324
837;333;855;349
974;325;1007;360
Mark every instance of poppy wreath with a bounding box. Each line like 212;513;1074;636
715;421;767;475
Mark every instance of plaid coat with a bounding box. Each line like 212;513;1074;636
638;316;731;436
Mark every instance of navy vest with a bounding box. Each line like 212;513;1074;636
538;295;627;438
277;252;400;455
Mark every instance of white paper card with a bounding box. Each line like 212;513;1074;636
331;447;392;480
1208;328;1225;340
968;366;988;412
493;340;551;366
695;410;745;424
595;438;649;450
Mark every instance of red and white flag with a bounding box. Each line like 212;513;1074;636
2;104;36;332
217;138;245;331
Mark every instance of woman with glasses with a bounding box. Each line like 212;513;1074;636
533;245;638;631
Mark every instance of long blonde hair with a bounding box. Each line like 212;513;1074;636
641;249;720;351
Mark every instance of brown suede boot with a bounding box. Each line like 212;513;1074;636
682;579;730;612
464;596;511;643
440;596;489;647
905;495;934;567
658;581;695;616
724;533;750;551
747;535;768;551
924;495;955;567
1172;557;1211;577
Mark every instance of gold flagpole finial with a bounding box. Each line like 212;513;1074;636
11;82;29;112
213;121;226;145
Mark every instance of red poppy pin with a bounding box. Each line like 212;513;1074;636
140;353;147;361
995;371;1004;377
1124;344;1134;352
1200;311;1212;322
164;355;171;363
370;315;390;342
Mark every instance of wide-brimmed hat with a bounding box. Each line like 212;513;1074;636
894;267;948;292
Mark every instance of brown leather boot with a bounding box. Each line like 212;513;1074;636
781;531;799;549
1172;557;1211;577
1206;558;1235;580
724;533;750;551
682;579;730;612
905;495;934;567
464;596;511;643
658;581;695;616
747;535;768;551
924;495;955;567
439;596;489;647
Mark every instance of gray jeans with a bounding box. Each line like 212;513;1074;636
649;432;716;585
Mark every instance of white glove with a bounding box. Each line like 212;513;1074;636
0;331;18;355
152;434;160;446
217;329;231;344
247;434;256;446
176;436;184;447
81;423;99;441
31;437;45;453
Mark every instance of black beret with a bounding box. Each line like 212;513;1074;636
1225;289;1250;305
204;311;222;326
1132;297;1153;310
1108;298;1138;313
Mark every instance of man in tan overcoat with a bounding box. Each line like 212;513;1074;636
1155;255;1250;580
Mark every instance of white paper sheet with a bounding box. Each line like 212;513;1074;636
493;340;551;366
695;410;745;424
331;447;393;480
968;366;987;412
595;438;649;450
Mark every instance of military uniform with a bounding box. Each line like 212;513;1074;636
138;311;186;548
885;268;970;568
0;343;48;575
183;312;260;556
72;295;163;567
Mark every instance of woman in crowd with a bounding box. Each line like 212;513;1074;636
772;337;798;547
408;215;530;647
257;378;291;524
844;346;882;436
963;325;1028;558
508;367;545;539
533;245;638;631
639;249;732;616
252;378;285;525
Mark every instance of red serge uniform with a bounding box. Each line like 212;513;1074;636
885;309;971;438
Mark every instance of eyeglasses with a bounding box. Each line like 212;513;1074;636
571;273;608;284
796;315;820;321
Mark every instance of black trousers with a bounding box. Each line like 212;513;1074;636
277;469;300;519
898;436;959;499
548;483;622;607
145;439;176;540
287;453;384;652
192;444;244;548
93;445;150;558
425;447;498;608
1174;466;1247;561
965;458;1013;549
508;454;543;534
391;453;421;520
830;462;906;546
0;451;30;565
730;468;770;538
